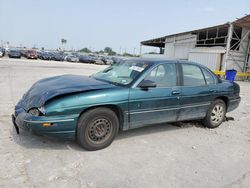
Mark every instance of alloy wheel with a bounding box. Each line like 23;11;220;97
211;104;224;125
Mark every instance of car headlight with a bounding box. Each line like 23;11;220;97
28;107;45;116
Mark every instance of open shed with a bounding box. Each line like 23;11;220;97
141;14;250;75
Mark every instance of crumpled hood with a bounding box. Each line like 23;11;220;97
16;74;115;111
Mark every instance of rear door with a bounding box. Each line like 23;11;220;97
129;63;181;128
178;63;216;121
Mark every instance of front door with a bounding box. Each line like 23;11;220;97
129;63;181;128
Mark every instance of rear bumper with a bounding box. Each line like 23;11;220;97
9;55;21;58
27;56;37;59
12;112;78;140
227;97;241;112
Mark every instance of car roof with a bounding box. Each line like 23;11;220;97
127;57;203;67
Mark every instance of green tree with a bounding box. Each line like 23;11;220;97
122;52;134;57
104;47;116;56
79;48;91;53
95;50;104;54
104;47;112;54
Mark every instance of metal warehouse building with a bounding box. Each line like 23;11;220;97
141;14;250;75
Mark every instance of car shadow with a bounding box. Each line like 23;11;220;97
11;120;204;151
116;120;204;140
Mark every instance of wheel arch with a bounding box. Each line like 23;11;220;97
214;96;229;109
78;104;124;131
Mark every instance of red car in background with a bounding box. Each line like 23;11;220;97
26;50;37;59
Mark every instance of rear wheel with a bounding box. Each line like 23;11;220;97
77;107;119;151
202;99;226;128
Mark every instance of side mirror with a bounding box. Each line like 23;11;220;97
138;80;157;89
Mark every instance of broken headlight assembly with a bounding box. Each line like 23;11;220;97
28;107;45;116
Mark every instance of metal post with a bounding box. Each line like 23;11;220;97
139;44;142;56
224;23;234;71
243;35;250;72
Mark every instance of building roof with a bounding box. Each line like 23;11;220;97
233;14;250;28
141;14;250;48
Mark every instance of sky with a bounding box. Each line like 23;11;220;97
0;0;250;54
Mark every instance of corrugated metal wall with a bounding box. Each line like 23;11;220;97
188;52;220;70
164;33;196;59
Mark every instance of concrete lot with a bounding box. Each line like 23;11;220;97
0;58;250;188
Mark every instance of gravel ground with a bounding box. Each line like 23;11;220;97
0;58;250;188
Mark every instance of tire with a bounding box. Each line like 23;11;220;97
77;107;119;151
202;99;226;128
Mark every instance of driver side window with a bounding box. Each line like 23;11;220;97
144;64;177;87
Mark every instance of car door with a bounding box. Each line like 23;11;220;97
178;63;217;121
128;63;181;128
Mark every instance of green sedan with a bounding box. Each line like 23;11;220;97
12;59;241;150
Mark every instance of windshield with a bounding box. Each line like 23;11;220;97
92;60;150;85
10;49;19;53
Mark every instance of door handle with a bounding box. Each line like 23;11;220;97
172;90;181;95
209;89;217;93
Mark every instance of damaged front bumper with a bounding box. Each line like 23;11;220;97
11;110;79;140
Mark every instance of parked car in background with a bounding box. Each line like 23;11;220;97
93;56;106;65
71;52;79;57
39;51;52;60
79;55;95;64
112;56;125;64
0;48;4;57
20;50;27;57
12;59;240;151
8;49;21;58
103;56;114;65
37;51;42;59
96;56;111;65
51;52;64;61
0;47;5;57
66;55;79;62
50;52;57;61
26;50;38;59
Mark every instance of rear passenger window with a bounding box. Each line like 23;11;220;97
202;68;215;85
182;64;206;86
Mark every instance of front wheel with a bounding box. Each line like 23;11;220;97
77;107;119;151
202;99;226;128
